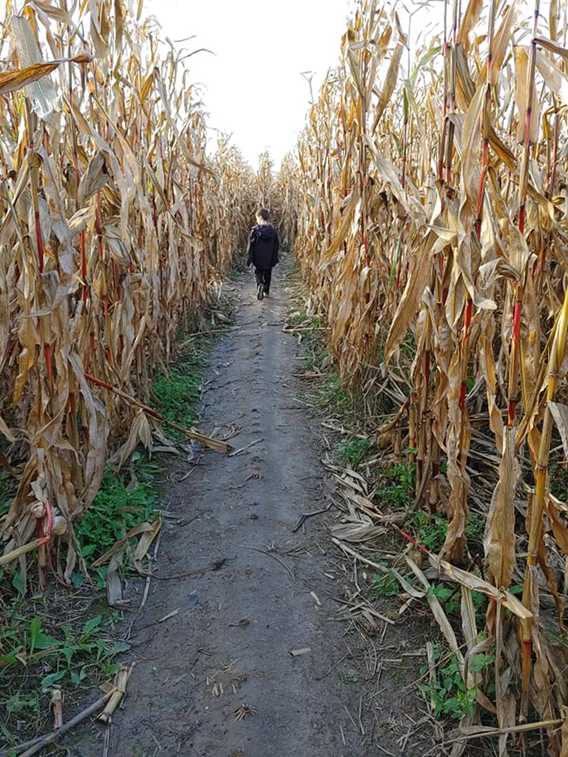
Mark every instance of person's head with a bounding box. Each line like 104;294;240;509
256;208;270;225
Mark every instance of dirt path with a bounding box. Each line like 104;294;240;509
77;262;379;756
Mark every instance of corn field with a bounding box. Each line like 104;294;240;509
0;1;255;585
5;0;568;750
281;0;568;752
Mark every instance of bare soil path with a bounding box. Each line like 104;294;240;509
75;261;430;757
83;262;361;756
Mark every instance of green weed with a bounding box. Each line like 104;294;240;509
411;511;485;554
75;468;156;566
421;647;493;720
152;348;205;435
430;584;460;615
304;341;329;373
430;584;488;620
317;373;351;415
337;436;373;468
0;608;128;745
376;462;415;509
370;570;400;598
287;310;309;327
4;692;39;719
412;512;448;552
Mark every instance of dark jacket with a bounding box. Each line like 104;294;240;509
247;224;279;269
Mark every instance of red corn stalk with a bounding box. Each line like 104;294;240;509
459;299;474;410
80;230;88;303
29;153;46;274
34;208;45;274
44;344;53;385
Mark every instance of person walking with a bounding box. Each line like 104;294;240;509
246;208;279;300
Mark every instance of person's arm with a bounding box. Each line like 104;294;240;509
246;229;256;266
272;231;280;266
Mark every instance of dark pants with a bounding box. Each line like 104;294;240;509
255;267;272;294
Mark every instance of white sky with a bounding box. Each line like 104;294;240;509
146;0;352;168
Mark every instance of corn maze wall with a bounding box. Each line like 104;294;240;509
281;0;568;752
0;2;255;585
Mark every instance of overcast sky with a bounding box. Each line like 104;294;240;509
146;0;352;168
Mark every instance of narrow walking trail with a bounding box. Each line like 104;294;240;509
88;262;366;756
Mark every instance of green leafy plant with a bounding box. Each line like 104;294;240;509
4;692;39;719
412;512;448;552
318;373;351;414
0;607;129;743
304;340;329;373
21;615;128;691
412;511;485;554
430;584;460;615
370;570;400;598
421;650;493;720
337;436;373;468
465;512;485;543
152;345;206;432
430;584;488;621
75;470;155;564
375;463;416;510
376;462;415;509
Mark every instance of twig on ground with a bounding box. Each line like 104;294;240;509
445;719;563;744
12;693;113;757
292;502;333;532
98;665;133;723
246;546;295;579
331;538;391;574
157;608;179;623
102;724;111;757
314;651;351;681
375;743;396;756
149;557;228;581
228;438;264;457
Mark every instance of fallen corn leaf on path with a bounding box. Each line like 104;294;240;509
77;261;430;757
